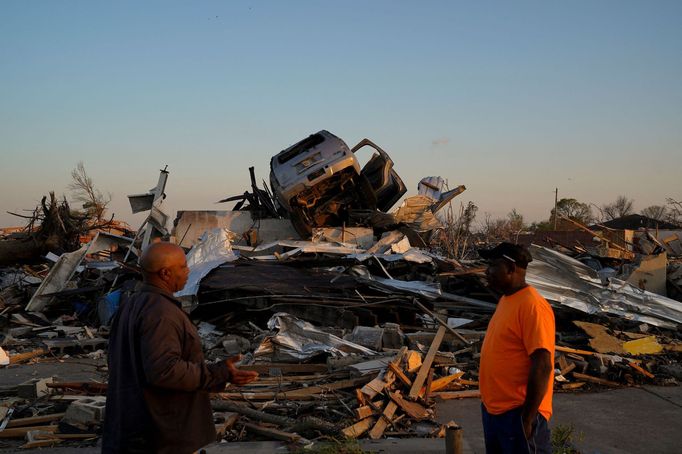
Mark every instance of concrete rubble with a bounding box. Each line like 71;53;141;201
0;131;681;451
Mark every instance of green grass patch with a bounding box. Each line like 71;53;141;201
552;423;583;454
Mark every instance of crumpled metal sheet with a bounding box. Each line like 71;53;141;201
348;265;442;299
26;232;133;312
527;244;682;328
175;228;239;298
253;313;376;362
232;240;363;261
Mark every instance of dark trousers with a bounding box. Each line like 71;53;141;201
481;404;551;454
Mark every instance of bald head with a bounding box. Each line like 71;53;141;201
139;242;189;293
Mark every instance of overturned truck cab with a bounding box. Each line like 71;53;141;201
270;130;406;237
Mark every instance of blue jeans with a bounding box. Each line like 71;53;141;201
481;404;551;454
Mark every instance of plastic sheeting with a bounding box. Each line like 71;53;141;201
253;313;376;362
175;228;239;298
527;244;682;328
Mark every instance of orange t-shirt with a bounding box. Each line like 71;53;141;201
480;286;555;420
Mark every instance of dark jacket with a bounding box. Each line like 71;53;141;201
102;284;231;454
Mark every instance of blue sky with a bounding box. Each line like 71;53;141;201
1;1;681;228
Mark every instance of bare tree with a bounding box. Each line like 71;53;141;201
437;201;478;259
641;205;668;221
69;162;111;223
478;209;526;243
602;195;634;221
666;198;682;225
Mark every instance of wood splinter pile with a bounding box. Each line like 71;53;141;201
342;326;479;440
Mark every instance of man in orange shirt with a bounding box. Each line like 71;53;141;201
478;242;555;454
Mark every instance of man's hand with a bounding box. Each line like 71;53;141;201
521;410;534;439
521;349;552;440
225;355;259;386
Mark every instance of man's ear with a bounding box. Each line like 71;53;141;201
505;262;516;274
158;267;171;281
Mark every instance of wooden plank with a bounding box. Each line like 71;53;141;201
560;362;576;376
387;362;412;387
355;388;366;406
360;377;389;400
6;413;65;428
355;405;374;420
423;368;434;402
456;379;479;386
561;382;585;390
558;353;569;371
406;350;422;373
629;362;655;379
361;347;407;399
243;422;306;444
8;349;47;365
572;372;620;388
219;375;372;400
431;389;481;400
0;425;57;438
342;416;375;439
214;412;240;437
423;372;464;395
368;401;398;439
389;391;429;420
556;345;594;356
409;325;447;399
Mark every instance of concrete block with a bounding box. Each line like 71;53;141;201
80;337;108;351
382;323;404;349
64;396;106;425
17;377;54;399
43;339;79;354
345;326;384;351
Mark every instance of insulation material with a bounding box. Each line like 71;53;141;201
175;228;239;298
253;313;376;362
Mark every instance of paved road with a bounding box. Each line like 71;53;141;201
436;386;682;454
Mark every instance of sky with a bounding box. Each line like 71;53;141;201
1;1;681;230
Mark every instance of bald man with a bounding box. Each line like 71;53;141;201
102;243;258;454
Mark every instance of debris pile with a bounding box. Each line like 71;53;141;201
1;130;682;449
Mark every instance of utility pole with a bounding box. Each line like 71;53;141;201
553;188;558;230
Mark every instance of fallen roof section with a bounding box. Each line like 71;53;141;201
527;244;682;328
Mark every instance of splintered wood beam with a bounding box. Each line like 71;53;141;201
422;371;465;395
431;389;481;400
243;422;308;444
342;416;375;439
368;401;398;439
355;405;374;420
409;325;447;399
572;372;620;388
560;362;576;376
387;362;412;387
389;391;430;420
628;362;655;379
361;347;407;399
6;413;65;428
